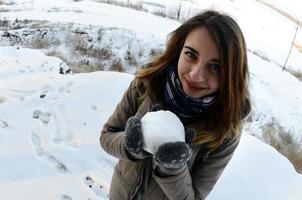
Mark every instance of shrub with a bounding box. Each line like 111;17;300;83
149;48;163;56
261;118;302;173
98;0;146;11
110;57;124;72
288;69;302;81
125;49;137;66
0;19;9;28
293;42;302;53
31;37;51;49
152;10;167;18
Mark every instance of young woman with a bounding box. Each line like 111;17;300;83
100;10;251;200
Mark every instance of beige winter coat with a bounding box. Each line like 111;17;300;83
100;79;249;200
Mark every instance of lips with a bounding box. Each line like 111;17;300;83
184;78;205;91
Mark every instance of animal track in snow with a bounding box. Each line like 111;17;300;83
30;132;70;174
83;175;108;199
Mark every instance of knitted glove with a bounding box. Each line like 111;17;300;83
154;129;196;176
124;116;151;160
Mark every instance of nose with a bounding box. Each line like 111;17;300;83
190;64;206;82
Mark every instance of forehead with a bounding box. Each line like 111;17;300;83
184;27;219;58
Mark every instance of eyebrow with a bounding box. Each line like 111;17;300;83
184;46;220;63
184;46;199;55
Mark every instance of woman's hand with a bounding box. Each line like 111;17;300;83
154;129;196;176
124;116;151;160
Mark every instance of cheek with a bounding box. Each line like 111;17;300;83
177;55;188;77
211;76;220;90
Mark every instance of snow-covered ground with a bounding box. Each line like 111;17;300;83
259;0;302;22
0;46;301;199
1;0;302;199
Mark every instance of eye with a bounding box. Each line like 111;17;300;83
184;51;197;60
209;63;220;74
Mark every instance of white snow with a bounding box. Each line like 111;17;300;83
208;132;302;200
1;0;302;199
141;110;185;154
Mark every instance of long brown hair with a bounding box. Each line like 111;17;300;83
136;10;250;151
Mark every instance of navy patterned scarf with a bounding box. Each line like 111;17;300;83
163;66;217;121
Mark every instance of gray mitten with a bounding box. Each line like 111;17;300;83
154;129;196;176
124;116;151;160
154;142;191;176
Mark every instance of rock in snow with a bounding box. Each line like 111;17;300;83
141;110;185;154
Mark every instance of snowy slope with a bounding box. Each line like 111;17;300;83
0;0;179;41
0;46;132;200
208;132;302;200
259;0;302;22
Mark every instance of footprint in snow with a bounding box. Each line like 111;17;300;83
90;104;98;111
30;132;70;174
58;81;74;94
51;106;79;148
7;89;36;101
39;84;55;99
83;175;108;199
39;89;48;99
61;194;73;200
33;110;51;125
30;132;44;156
47;155;69;174
0;96;7;104
26;66;34;73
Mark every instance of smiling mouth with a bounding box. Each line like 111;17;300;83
184;78;206;91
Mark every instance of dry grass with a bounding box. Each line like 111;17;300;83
72;62;105;73
110;57;124;72
294;42;302;54
0;19;9;28
31;37;51;49
287;68;302;81
149;48;163;57
152;10;167;18
291;70;302;81
261;118;302;173
46;50;104;73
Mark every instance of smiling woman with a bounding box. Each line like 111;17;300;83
101;10;251;200
177;27;220;99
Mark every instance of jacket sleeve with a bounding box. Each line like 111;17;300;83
153;132;242;200
100;79;139;161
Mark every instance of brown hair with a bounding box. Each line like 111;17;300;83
136;10;249;151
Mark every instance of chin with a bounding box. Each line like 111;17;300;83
184;90;204;99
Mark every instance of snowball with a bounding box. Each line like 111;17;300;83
141;110;185;154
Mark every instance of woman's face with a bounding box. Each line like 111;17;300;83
177;27;220;99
